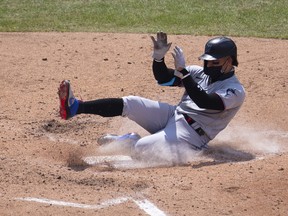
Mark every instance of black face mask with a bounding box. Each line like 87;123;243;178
203;61;224;81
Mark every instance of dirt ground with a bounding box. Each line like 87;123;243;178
0;32;288;216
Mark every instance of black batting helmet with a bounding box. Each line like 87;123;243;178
199;36;238;66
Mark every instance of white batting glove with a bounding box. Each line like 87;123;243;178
150;32;172;61
172;46;186;70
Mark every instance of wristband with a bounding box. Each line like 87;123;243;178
174;70;183;78
153;57;164;62
181;72;191;80
174;69;191;79
154;59;164;62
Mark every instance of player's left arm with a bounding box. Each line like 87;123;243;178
153;58;225;109
172;46;225;110
181;74;225;110
176;67;245;110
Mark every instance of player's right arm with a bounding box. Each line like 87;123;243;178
150;32;181;86
152;59;182;86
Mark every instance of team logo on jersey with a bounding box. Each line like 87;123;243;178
225;88;236;96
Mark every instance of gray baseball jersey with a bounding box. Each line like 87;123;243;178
176;65;246;139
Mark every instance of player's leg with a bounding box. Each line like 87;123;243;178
132;130;180;165
91;95;176;145
58;81;175;134
122;95;176;134
77;98;123;117
132;112;208;164
58;81;176;133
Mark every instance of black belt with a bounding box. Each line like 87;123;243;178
183;114;206;136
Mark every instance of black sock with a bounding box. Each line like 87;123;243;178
77;98;124;117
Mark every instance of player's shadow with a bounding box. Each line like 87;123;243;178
191;143;255;168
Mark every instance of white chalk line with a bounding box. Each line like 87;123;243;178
15;196;167;216
133;199;167;216
15;197;129;210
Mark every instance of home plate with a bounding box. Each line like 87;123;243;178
84;155;133;165
83;155;146;169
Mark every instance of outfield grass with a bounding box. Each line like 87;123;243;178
0;0;287;38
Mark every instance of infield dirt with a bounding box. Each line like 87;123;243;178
0;32;288;215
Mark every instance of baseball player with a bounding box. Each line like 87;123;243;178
58;32;245;164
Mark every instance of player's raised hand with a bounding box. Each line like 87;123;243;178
150;32;172;61
172;46;186;71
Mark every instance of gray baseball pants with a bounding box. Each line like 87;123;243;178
122;96;209;164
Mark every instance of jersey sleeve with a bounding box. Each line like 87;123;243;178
185;65;204;79
215;84;246;110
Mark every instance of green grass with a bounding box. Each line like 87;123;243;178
0;0;287;38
